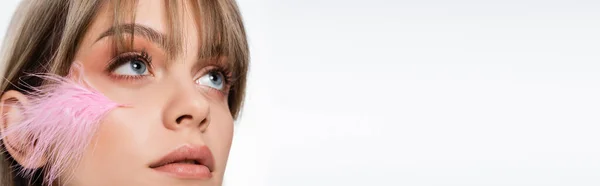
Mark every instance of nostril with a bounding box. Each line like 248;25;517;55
175;115;193;124
198;117;210;132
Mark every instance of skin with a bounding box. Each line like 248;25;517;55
2;1;234;185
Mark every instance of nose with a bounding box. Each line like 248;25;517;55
162;82;210;132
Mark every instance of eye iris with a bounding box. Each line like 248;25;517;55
130;60;146;74
209;72;222;85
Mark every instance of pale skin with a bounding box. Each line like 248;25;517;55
1;1;234;185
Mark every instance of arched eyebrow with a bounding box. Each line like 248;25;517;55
95;23;168;50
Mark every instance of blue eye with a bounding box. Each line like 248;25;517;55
113;59;149;75
196;71;225;90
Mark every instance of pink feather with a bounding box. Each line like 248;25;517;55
1;64;121;185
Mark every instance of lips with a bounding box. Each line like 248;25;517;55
149;145;215;180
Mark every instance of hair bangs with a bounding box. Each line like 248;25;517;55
110;0;249;118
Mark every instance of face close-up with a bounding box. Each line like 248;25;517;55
70;1;235;186
0;0;248;185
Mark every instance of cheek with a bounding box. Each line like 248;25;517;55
91;109;157;161
73;108;161;184
205;106;235;169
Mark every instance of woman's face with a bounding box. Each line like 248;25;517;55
66;1;234;185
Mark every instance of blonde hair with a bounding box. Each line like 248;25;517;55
0;0;248;185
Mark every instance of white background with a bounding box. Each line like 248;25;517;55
2;0;600;186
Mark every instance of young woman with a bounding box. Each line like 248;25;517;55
0;0;248;185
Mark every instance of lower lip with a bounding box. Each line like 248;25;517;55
152;163;212;180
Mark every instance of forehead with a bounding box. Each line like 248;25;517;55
129;0;169;34
81;1;199;56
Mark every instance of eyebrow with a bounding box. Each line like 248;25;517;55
95;23;168;50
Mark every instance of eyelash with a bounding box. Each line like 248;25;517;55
105;50;153;80
105;50;234;94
